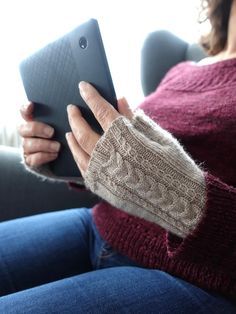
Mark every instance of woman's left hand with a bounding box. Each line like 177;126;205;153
66;81;133;177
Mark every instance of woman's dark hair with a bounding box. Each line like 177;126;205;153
199;0;233;55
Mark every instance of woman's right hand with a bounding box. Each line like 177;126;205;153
18;102;61;167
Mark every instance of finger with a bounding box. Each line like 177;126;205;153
117;97;134;120
79;81;120;132
20;102;34;122
66;132;90;177
67;104;100;155
25;152;58;167
23;138;61;154
18;121;54;139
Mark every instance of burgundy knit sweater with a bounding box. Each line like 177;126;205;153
92;58;236;299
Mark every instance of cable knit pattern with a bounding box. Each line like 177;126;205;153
85;113;206;238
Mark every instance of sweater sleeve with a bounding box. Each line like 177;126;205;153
129;109;236;264
132;111;236;264
166;173;236;271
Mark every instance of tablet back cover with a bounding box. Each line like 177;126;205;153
20;19;117;178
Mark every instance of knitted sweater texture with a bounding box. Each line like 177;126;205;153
92;59;236;299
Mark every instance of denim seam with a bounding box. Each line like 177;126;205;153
95;242;108;269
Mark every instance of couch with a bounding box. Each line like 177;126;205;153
0;30;206;222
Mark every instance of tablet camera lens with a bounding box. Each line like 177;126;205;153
79;37;88;49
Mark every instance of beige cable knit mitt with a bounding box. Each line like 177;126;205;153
84;110;206;238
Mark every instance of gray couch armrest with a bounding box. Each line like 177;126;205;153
141;30;188;96
141;30;207;96
0;146;99;222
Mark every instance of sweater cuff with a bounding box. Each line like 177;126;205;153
166;172;236;271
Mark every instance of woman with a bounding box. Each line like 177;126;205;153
1;0;236;312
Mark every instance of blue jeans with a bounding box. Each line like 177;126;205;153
0;208;235;313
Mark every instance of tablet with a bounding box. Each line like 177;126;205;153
19;19;117;179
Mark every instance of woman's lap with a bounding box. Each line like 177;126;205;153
1;267;235;314
0;208;235;313
0;208;93;296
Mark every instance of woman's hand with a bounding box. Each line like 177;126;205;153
66;81;133;177
66;82;206;239
18;102;61;167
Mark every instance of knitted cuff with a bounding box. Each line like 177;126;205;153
85;116;206;238
132;109;204;181
131;109;173;145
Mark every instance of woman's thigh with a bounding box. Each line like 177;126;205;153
0;208;93;296
0;266;235;314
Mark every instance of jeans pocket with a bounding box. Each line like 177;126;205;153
100;242;117;259
96;241;141;270
91;218;140;270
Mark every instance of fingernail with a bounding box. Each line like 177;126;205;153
44;127;54;137
50;142;60;152
65;132;71;140
21;103;31;112
78;81;89;98
23;103;29;109
67;104;76;113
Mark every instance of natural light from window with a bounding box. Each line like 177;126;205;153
0;0;203;146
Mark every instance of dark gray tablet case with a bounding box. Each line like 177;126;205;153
19;19;117;179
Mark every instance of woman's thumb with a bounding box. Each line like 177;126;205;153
117;97;133;120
